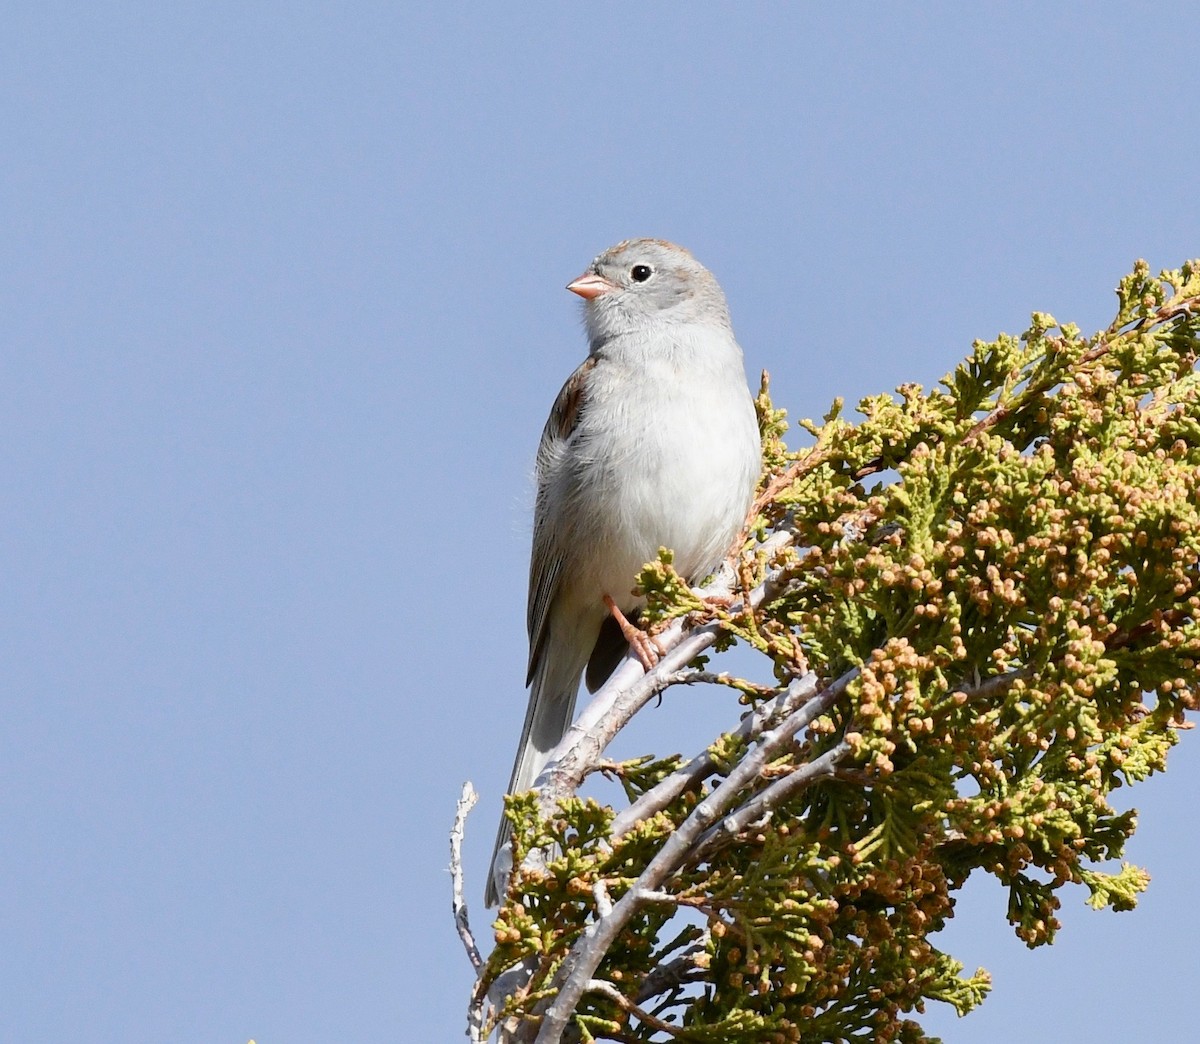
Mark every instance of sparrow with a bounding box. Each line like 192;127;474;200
486;238;761;905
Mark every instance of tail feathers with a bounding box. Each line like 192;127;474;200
486;652;583;907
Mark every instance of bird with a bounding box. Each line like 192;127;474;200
486;238;762;906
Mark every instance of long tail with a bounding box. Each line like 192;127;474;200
486;649;583;906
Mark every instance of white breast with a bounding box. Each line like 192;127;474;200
551;326;761;612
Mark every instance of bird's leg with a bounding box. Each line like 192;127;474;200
603;594;665;671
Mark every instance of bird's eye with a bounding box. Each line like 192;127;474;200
630;264;653;282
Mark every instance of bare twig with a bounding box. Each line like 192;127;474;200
592;880;613;918
657;669;779;698
750;446;831;518
635;941;708;1004
582;978;689;1038
610;672;819;839
692;740;851;862
452;782;483;973
453;783;492;1042
955;666;1028;702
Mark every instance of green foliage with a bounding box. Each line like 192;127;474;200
482;261;1200;1041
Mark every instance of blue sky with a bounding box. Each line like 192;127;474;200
3;5;1198;1041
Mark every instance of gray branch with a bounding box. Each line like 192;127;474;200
611;672;819;839
692;740;851;863
452;782;483;973
532;666;858;1043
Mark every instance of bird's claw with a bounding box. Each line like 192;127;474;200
603;595;665;671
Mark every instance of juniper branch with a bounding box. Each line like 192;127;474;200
533;668;857;1043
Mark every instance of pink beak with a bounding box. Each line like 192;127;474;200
566;272;618;300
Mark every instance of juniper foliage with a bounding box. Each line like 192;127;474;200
477;260;1200;1043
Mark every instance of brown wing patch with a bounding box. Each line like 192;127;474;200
549;354;596;441
526;355;598;680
